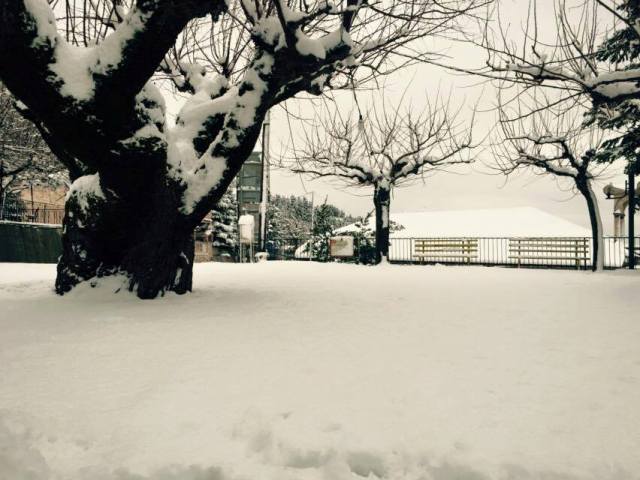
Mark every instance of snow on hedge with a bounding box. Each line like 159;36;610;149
66;173;106;214
0;262;639;479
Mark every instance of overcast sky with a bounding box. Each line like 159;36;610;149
263;0;637;235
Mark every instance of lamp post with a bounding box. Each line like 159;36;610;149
605;169;637;269
629;169;636;269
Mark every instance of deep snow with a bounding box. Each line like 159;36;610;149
0;262;639;480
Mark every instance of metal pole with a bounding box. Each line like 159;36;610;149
237;206;241;263
629;169;636;269
0;189;6;220
310;191;315;260
259;110;270;250
30;182;34;220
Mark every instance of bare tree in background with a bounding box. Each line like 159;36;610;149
437;0;638;271
290;95;474;264
493;88;609;271
476;0;640;167
0;84;66;205
0;0;488;298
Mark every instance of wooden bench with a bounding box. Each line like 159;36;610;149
508;237;589;268
624;244;640;267
413;238;478;264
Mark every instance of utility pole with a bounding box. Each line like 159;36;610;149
259;110;270;251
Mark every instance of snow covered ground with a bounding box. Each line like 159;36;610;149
0;262;639;480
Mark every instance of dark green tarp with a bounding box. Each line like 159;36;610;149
0;222;62;263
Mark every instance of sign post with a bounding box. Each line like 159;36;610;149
330;236;355;258
238;214;255;263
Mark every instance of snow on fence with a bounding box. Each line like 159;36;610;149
267;238;312;260
0;200;65;225
389;237;640;269
268;236;639;269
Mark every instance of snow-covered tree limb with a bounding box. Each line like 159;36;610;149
0;0;487;297
471;0;640;118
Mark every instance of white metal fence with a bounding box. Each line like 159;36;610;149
389;237;640;269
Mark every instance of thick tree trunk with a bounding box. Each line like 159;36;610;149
55;173;196;299
578;179;604;272
373;185;391;264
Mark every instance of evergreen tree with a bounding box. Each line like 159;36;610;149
211;189;238;257
266;202;285;240
352;213;376;264
589;1;640;174
267;194;358;261
267;195;311;240
309;201;338;262
267;194;356;240
312;202;338;236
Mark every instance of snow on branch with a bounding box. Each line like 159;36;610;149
1;0;488;223
288;91;475;191
492;86;608;182
478;0;640;106
0;84;67;195
19;0;137;99
161;0;487;216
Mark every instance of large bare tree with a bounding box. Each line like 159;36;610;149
0;0;487;298
290;95;474;263
493;89;609;271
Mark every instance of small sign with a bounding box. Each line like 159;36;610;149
330;236;354;257
238;214;255;244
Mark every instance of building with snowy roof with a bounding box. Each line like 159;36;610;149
373;207;590;238
338;207;590;238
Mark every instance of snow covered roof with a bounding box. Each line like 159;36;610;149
339;207;591;238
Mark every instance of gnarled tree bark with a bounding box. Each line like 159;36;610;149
373;185;391;264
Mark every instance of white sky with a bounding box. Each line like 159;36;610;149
262;0;638;235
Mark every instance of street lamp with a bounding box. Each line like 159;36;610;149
604;169;638;269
